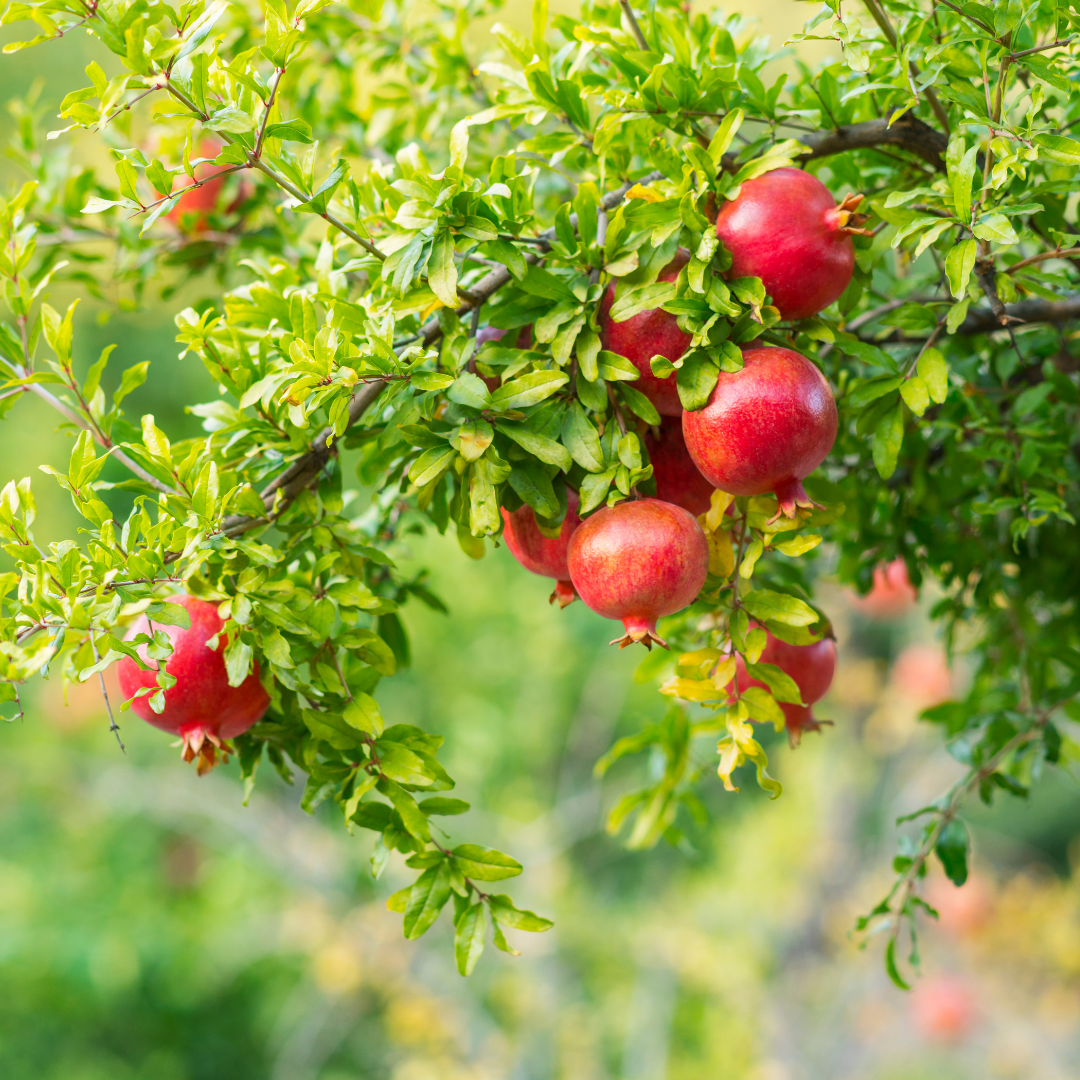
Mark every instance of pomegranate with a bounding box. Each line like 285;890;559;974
643;416;715;517
715;167;871;321
735;628;836;744
891;643;952;706
599;249;691;416
501;488;582;607
567;498;708;649
926;873;993;937
167;141;247;236
117;595;270;773
910;975;976;1041
682;346;837;518
853;558;918;618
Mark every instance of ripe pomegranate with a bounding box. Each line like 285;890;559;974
567;498;708;649
910;975;976;1042
599;249;691;416
926;873;992;937
682;346;837;518
715;167;872;321
116;595;270;773
891;643;952;706
167;141;247;236
853;558;918;618
642;417;715;517
735;628;836;744
501;488;582;607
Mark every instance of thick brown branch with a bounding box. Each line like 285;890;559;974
957;293;1080;334
796;114;948;171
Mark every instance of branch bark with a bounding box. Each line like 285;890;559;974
957;293;1080;334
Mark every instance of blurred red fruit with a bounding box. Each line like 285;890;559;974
167;141;247;236
926;873;992;936
910;975;976;1041
891;643;952;706
855;558;918;618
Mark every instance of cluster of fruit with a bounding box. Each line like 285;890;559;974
502;168;864;736
116;169;861;764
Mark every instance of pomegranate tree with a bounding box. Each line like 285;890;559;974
567;498;708;649
735;629;837;744
117;596;269;773
682;346;838;517
643;417;715;517
501;489;582;607
599;249;691;416
715;167;871;321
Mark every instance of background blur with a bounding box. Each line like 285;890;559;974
2;3;1080;1079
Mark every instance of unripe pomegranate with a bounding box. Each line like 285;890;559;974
567;498;708;649
501;488;582;607
168;141;248;236
735;628;836;744
853;558;918;618
715;167;871;321
643;416;715;517
117;595;270;773
682;346;837;518
599;249;691;416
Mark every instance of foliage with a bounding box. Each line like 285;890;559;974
0;0;1078;982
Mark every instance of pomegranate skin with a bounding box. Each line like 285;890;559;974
599;250;691;416
117;595;270;773
501;489;582;608
643;417;715;517
682;346;837;517
716;167;858;321
735;629;836;745
567;498;708;649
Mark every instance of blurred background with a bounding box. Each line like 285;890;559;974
2;3;1080;1079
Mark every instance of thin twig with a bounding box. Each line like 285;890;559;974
618;0;650;51
91;636;125;752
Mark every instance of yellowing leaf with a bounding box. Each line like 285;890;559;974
703;488;734;531
706;528;735;578
660;676;724;702
624;183;663;202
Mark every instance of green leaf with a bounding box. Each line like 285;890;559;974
451;843;522;881
343;693;384;736
264;118;313;143
740;686;786;731
561;402;604;472
448;372;491;410
849;376;903;409
428;231;459;308
409;445;457;487
744;661;803;705
1033;132;1080;166
380;779;431;841
676;352;720;412
418;797;470;816
872;401;904;479
945;239;976;298
740;590;819;627
113;361;150;406
403;861;452;939
917;348;948;404
935;818;969;886
609;281;677;323
488;893;553;932
596;350;640;382
497;422;572;471
489;369;568;409
972;214;1018;245
454;902;486;976
950;144;978;221
899;376;929;417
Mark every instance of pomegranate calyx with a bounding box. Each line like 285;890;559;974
612;617;669;651
179;723;232;775
831;192;874;237
788;711;834;749
770;479;823;522
549;580;577;608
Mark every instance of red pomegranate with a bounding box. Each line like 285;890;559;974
911;976;976;1042
682;346;837;518
117;595;270;773
501;489;582;607
643;416;715;517
567;498;708;649
853;558;918;618
735;629;836;744
167;141;247;236
599;249;691;416
716;167;871;321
